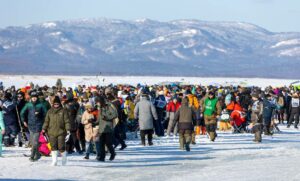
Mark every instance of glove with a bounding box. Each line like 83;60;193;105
65;131;71;142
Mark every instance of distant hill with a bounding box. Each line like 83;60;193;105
0;18;299;78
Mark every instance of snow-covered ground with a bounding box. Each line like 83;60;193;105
1;125;300;181
0;75;297;88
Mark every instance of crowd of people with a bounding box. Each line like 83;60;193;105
0;81;299;166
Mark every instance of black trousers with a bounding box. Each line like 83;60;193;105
113;124;126;148
99;133;115;160
66;131;81;153
288;111;300;126
140;129;153;145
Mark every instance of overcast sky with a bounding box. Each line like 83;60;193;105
0;0;299;32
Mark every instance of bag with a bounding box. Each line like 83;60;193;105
38;132;51;156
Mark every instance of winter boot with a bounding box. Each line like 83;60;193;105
61;152;67;166
179;134;184;150
51;151;58;166
120;144;127;150
109;153;116;161
148;133;153;146
209;132;216;142
84;153;89;160
253;131;262;143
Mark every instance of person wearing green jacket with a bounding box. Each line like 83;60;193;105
20;91;48;162
43;96;71;166
0;110;5;157
201;91;222;142
96;96;118;162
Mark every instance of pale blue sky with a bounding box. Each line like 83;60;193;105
0;0;299;32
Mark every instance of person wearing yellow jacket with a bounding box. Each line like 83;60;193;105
0;110;5;157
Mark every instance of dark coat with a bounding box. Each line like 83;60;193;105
20;101;48;133
263;99;276;118
65;101;79;131
174;98;196;131
43;107;71;137
2;100;17;126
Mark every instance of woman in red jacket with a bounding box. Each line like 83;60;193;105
166;97;181;137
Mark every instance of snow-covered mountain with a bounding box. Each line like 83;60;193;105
0;18;299;78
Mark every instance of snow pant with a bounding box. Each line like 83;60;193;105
154;108;165;136
252;123;263;142
3;124;17;146
48;135;66;152
113;124;126;148
179;130;192;150
29;131;41;159
140;129;153;145
288;111;299;127
263;117;272;135
66;131;81;153
166;116;178;136
99;133;115;160
0;132;3;156
204;116;217;141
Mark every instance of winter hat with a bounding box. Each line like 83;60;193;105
185;89;192;95
17;90;25;97
30;90;38;98
251;93;259;99
4;92;12;100
53;96;61;105
208;91;215;96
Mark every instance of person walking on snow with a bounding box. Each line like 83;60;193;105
42;96;71;166
21;91;47;162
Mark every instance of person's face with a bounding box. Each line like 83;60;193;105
17;95;24;101
173;99;177;104
209;94;214;99
252;97;257;101
31;97;38;103
53;103;60;108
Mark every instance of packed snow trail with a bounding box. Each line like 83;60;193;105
0;125;300;181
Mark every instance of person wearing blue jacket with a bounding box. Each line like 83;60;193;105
2;92;17;146
263;94;276;135
0;110;5;156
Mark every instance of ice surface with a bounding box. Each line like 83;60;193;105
0;125;299;181
0;75;296;89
